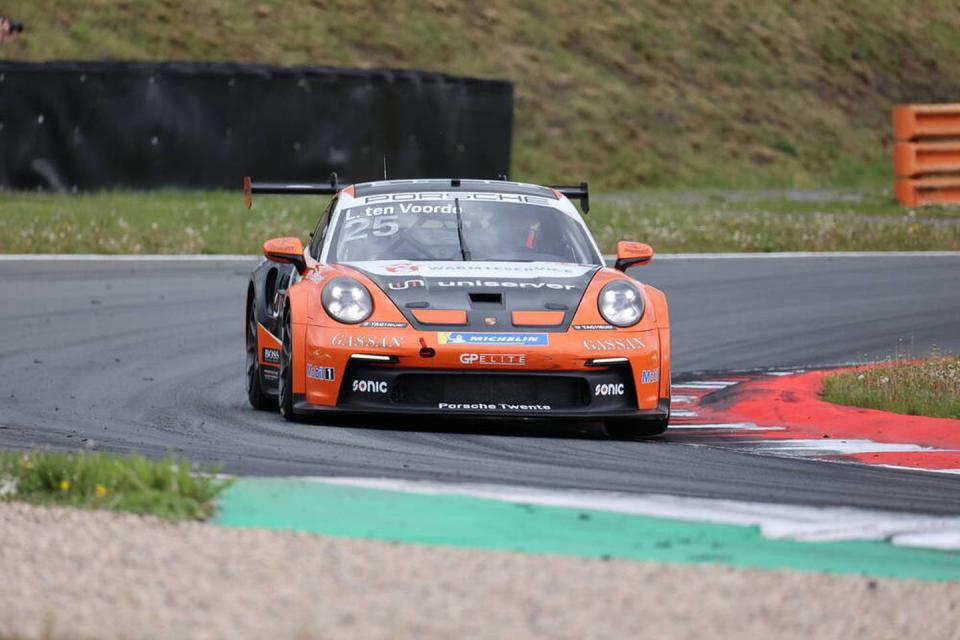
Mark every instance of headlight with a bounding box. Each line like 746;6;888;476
598;281;644;327
322;277;373;324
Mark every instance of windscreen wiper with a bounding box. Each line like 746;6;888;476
455;198;471;261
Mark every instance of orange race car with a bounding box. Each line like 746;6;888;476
244;177;671;437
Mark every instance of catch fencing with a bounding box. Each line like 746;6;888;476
0;61;513;191
893;104;960;207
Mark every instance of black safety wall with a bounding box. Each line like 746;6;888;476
0;61;513;191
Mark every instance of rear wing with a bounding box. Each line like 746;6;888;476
242;173;341;209
548;182;590;214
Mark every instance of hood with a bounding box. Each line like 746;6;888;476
344;260;600;332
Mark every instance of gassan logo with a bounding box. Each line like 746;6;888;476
331;334;402;349
581;337;646;351
439;332;548;346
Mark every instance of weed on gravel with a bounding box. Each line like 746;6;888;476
0;451;231;520
822;352;960;419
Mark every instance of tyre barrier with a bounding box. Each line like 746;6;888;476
893;104;960;207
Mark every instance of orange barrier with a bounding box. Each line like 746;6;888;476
893;104;960;141
893;104;960;207
893;142;960;177
895;177;960;208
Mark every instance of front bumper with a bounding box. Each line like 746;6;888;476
293;325;668;418
294;361;669;420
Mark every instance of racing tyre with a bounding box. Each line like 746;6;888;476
604;417;669;439
277;306;298;421
246;302;273;410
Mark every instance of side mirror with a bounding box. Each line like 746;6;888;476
263;237;307;273
614;241;654;271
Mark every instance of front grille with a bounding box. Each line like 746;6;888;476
393;373;590;408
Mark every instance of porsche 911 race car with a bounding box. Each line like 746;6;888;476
244;177;670;437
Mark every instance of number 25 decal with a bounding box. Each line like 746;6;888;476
342;215;400;243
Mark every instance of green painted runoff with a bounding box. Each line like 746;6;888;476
216;478;960;582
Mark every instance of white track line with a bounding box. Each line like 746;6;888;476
672;381;739;390
0;254;258;261
312;476;960;550
732;439;952;456
614;251;960;260
875;464;960;476
668;423;785;431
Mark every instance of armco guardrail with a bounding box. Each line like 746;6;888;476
893;104;960;207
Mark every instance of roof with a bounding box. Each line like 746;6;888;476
353;179;559;199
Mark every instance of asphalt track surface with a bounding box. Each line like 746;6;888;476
2;255;959;514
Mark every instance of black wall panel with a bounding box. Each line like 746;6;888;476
0;61;513;190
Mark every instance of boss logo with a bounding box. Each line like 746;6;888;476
594;383;625;397
262;348;280;364
352;379;388;393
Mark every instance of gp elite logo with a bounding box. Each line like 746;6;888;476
458;353;527;366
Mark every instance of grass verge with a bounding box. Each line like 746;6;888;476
6;1;960;189
822;354;960;420
0;450;231;521
2;188;959;254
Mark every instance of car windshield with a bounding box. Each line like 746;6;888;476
329;200;601;265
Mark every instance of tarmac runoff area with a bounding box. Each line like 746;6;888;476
1;500;959;640
2;253;960;636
